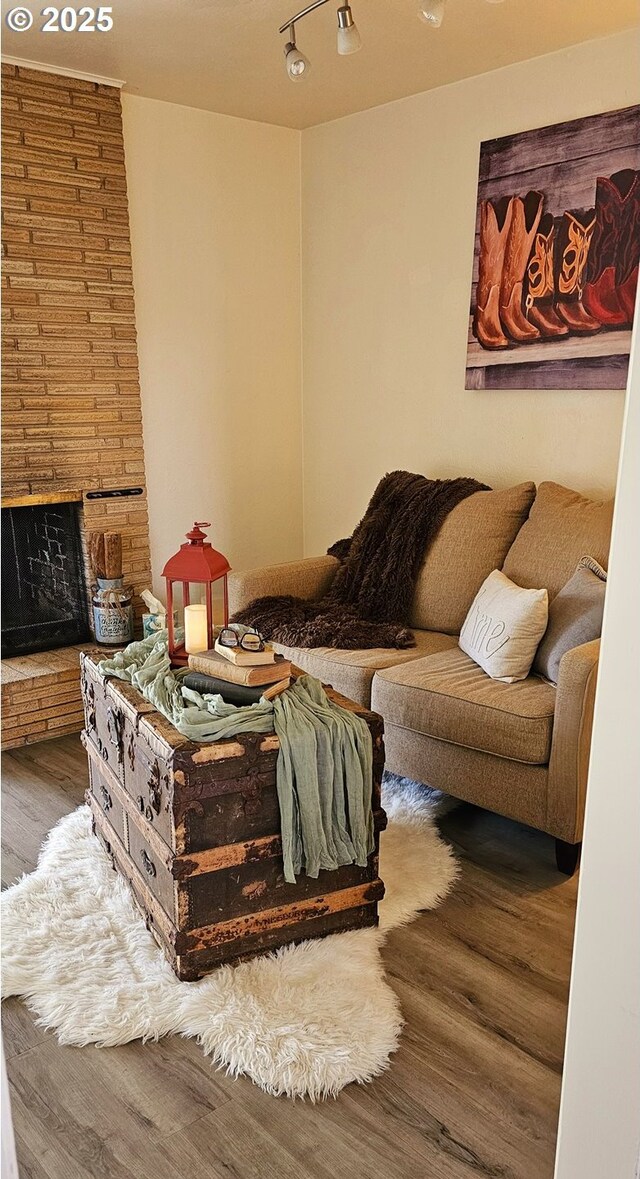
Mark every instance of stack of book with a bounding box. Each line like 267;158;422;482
185;639;291;706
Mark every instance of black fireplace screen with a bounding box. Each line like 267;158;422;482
1;502;91;658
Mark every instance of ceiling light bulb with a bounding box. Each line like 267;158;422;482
418;0;446;27
284;40;310;80
337;5;361;55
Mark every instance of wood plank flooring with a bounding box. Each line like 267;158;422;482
1;735;578;1179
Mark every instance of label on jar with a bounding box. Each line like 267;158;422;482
93;603;133;645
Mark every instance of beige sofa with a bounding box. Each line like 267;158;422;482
228;482;613;874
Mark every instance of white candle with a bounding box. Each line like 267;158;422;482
184;603;208;654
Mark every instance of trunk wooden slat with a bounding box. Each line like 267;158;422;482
80;651;386;981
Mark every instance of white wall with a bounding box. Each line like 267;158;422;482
123;95;303;593
1;1039;18;1179
554;298;640;1178
301;32;639;554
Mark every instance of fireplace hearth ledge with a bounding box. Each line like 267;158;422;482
1;643;103;751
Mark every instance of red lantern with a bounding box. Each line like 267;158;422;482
161;522;231;666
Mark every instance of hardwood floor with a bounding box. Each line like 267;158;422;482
1;734;578;1179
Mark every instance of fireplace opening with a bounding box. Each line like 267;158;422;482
1;501;91;658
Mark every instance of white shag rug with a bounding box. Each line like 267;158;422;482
1;775;458;1101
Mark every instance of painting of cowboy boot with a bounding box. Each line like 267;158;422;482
584;169;640;328
524;213;569;339
474;197;513;349
499;191;544;343
553;210;601;335
466;103;640;391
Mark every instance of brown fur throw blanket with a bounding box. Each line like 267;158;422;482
232;471;489;650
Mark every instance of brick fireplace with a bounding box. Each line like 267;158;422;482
1;62;152;748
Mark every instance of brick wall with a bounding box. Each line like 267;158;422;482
1;63;152;616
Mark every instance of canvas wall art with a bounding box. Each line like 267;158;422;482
466;105;640;390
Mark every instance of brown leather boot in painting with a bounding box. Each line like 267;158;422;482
499;191;544;343
524;213;569;338
613;169;639;325
554;210;602;335
473;195;513;349
584;170;639;328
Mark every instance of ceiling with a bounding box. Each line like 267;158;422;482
2;0;638;129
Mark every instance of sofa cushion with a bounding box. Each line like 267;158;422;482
502;481;614;601
533;556;607;684
459;569;548;683
272;630;459;709
371;647;556;765
410;482;536;634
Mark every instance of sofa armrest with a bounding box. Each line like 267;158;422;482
547;638;600;843
227;555;339;617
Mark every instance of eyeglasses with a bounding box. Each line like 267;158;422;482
218;626;265;653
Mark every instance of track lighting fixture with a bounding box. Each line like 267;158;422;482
336;4;361;55
279;0;508;80
420;0;505;28
279;1;361;80
284;28;311;80
418;0;446;27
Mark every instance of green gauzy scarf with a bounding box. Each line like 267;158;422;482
97;632;374;884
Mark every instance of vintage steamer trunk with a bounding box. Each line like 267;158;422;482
80;651;386;981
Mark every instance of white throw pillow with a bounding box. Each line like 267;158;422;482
459;569;548;683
